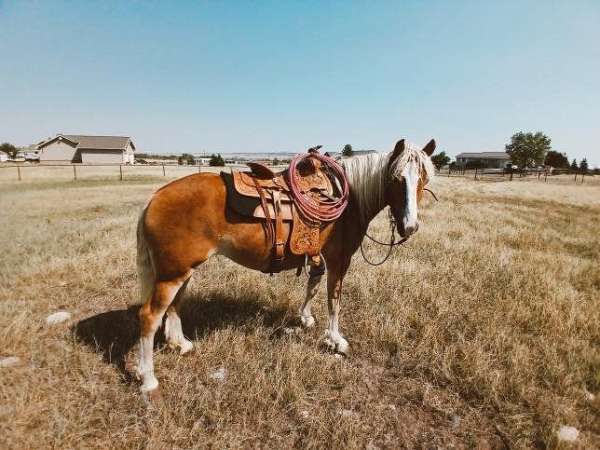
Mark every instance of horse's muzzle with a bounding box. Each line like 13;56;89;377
398;222;419;238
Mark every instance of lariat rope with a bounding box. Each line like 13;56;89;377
288;151;349;222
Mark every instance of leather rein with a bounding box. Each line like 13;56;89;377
360;187;439;266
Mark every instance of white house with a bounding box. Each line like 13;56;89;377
37;134;136;164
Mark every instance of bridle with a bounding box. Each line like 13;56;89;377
360;187;439;266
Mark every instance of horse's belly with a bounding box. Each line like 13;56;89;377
217;221;304;272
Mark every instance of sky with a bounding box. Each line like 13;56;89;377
1;1;599;165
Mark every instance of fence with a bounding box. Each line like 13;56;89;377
0;162;287;183
438;166;594;185
1;162;596;186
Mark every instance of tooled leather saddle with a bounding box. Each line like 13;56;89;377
222;150;342;274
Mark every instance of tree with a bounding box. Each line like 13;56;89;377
180;153;195;165
544;150;569;168
341;144;353;157
209;153;225;166
272;157;280;166
505;132;551;168
430;151;450;169
0;142;18;159
579;158;589;173
570;159;578;171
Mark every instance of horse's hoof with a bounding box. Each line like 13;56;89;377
300;315;315;329
179;339;194;355
323;331;349;356
142;386;164;406
335;338;349;356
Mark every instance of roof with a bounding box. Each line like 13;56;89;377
455;152;510;159
38;134;135;151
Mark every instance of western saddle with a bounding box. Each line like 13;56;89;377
223;149;343;274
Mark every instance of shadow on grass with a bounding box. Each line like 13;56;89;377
73;292;293;378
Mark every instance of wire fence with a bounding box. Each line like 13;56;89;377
437;166;596;185
1;162;597;186
0;162;289;183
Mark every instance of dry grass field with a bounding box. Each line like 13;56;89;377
1;169;599;449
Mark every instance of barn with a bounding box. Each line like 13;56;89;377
37;134;136;164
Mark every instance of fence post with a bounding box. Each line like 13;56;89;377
17;166;22;181
119;164;123;181
509;170;513;181
73;165;77;181
581;173;585;184
448;166;451;177
574;172;577;182
544;171;548;182
162;162;166;176
537;170;541;180
198;163;201;173
474;167;478;180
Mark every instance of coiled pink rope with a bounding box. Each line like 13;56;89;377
288;152;349;222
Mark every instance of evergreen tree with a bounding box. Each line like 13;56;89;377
570;159;578;170
209;153;225;166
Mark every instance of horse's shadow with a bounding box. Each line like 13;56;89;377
73;292;293;377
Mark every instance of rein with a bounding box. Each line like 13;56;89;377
360;187;439;266
360;209;408;266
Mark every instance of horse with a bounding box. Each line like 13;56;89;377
133;138;436;395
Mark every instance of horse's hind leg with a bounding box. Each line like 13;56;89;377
137;272;191;394
165;277;194;354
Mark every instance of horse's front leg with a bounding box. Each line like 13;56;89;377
298;260;325;328
324;259;350;355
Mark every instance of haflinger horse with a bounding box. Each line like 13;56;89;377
134;138;436;395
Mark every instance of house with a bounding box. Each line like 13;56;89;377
455;152;511;169
37;134;136;164
193;156;212;165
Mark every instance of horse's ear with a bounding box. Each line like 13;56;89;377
390;139;406;163
423;139;436;156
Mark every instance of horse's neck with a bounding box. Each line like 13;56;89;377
348;188;387;232
341;152;390;228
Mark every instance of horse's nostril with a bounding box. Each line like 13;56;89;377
403;223;419;236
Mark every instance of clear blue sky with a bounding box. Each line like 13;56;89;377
1;1;599;165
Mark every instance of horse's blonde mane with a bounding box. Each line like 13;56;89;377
341;143;435;224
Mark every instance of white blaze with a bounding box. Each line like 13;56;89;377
401;160;419;233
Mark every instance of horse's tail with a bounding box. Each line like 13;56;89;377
136;203;155;305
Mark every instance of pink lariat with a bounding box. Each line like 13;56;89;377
288;151;349;223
